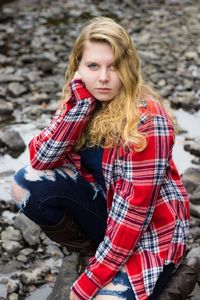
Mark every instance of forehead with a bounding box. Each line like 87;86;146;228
81;41;114;62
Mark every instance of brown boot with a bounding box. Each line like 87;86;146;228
158;257;200;300
76;251;96;277
39;214;97;274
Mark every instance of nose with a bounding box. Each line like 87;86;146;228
99;68;109;83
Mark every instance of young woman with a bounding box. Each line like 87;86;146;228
11;17;195;300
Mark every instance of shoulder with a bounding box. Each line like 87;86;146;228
138;98;173;129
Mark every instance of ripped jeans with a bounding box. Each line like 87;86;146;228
11;164;136;299
11;164;174;300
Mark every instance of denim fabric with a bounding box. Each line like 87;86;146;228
13;164;107;244
12;164;174;299
94;270;136;299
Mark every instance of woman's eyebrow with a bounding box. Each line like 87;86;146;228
84;60;114;65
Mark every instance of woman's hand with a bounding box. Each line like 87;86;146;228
69;290;81;300
73;70;82;80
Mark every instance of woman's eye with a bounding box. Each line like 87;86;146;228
88;63;98;70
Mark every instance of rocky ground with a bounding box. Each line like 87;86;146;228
0;0;200;299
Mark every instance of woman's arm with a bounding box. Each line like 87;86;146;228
71;113;175;300
29;79;96;170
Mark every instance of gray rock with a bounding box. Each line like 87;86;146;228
45;245;64;258
185;51;198;60
14;214;41;246
0;130;26;152
8;293;19;300
21;105;43;120
190;227;200;240
0;53;11;64
19;248;34;256
47;255;77;300
31;79;58;94
28;92;50;104
187;246;200;258
0;99;14;115
0;259;23;274
20;265;50;285
185;141;200;158
0;75;24;83
7;279;20;294
170;92;200;111
1;226;22;242
0;86;7;97
42;234;57;246
190;216;200;227
8;82;28;97
16;254;28;263
190;203;200;219
182;168;200;194
189;191;200;205
191;157;200;166
2;241;22;255
38;59;57;73
2;211;16;225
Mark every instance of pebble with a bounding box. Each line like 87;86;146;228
7;279;20;294
1;226;22;241
8;293;19;300
45;245;64;258
0;130;26;155
14;214;41;246
0;0;199;299
2;241;22;255
7;82;28;97
0;99;14;115
20;265;50;285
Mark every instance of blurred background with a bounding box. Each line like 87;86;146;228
0;0;199;299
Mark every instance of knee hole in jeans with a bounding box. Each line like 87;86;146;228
62;167;75;178
11;179;30;206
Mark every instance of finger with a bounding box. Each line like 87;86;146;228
73;70;81;80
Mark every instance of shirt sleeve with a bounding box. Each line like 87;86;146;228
72;114;175;299
29;80;96;170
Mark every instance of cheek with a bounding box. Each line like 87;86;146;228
82;75;96;89
114;77;122;91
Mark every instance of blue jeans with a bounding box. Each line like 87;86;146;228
12;164;174;300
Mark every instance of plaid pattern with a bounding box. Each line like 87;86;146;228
29;81;190;300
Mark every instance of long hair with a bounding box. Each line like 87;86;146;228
61;17;166;151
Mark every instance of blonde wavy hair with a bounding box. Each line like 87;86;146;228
61;17;164;151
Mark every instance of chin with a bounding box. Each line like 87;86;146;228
95;95;114;102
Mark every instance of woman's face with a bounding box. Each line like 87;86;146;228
78;41;122;102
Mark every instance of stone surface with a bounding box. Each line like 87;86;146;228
14;213;41;246
8;82;28;97
2;241;22;255
0;99;14;115
0;0;199;299
1;225;22;241
47;255;77;300
20;265;50;285
0;130;26;152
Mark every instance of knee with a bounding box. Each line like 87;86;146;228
11;165;47;204
11;165;30;206
11;164;57;206
62;166;77;179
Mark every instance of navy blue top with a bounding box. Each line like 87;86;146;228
79;146;106;192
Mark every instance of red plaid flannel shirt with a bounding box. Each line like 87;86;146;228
29;80;190;300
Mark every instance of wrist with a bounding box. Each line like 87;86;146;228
70;80;94;101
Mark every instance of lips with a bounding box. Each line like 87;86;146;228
95;88;112;94
96;88;111;90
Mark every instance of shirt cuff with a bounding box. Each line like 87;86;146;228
70;79;94;100
71;272;100;300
